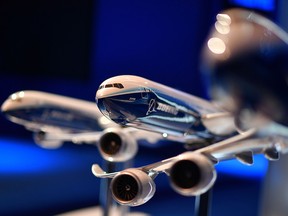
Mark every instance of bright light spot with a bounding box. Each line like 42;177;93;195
215;21;230;34
99;116;111;126
216;13;231;26
207;37;226;54
10;91;25;101
107;157;114;162
11;93;17;101
18;91;25;98
162;133;168;138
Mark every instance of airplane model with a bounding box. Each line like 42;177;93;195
1;90;162;162
96;75;238;148
92;74;288;206
200;8;288;216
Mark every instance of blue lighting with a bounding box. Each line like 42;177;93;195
0;137;78;174
231;0;275;11
216;155;268;179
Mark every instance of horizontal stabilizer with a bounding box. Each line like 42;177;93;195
235;151;254;165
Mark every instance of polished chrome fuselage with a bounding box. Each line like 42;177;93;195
96;75;233;139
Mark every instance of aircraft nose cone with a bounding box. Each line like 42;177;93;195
1;100;10;113
1;92;26;114
1;99;25;122
97;98;129;125
1;98;20;114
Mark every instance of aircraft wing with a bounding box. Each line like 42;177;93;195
92;129;256;178
92;123;288;206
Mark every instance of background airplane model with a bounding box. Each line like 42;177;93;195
1;90;162;162
92;74;288;206
201;8;288;216
202;8;288;130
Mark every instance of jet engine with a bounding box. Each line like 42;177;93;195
110;169;156;206
98;128;138;162
169;152;216;196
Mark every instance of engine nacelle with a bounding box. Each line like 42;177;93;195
98;128;138;162
33;131;63;149
169;152;216;196
110;169;156;206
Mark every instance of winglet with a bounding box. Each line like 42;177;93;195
91;164;118;178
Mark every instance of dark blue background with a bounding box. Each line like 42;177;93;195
0;0;277;215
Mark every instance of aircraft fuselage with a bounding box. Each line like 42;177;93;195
96;75;233;139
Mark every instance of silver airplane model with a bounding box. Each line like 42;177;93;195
92;74;288;206
96;75;238;147
1;90;162;162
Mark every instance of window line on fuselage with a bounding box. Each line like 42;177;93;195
98;83;124;90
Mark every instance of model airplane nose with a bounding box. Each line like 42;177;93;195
97;98;129;125
1;98;19;114
1;91;26;113
1;99;25;121
95;89;104;100
1;100;9;113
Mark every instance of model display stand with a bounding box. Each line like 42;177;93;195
195;189;212;216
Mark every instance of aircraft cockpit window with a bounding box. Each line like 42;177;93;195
114;83;124;89
99;83;124;90
105;84;113;88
